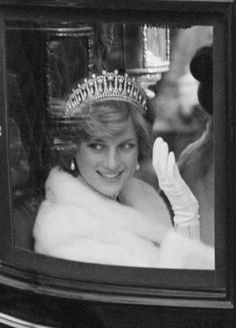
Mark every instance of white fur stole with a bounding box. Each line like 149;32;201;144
33;167;214;269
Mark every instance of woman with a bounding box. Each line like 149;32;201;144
33;70;214;269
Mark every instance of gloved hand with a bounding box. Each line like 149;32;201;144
152;137;200;239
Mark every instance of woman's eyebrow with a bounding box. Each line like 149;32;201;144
88;138;106;143
125;136;137;141
120;138;137;143
88;137;103;141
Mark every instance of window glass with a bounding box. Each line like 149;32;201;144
6;21;214;270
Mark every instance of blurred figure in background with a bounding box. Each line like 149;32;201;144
142;28;214;246
178;45;214;247
152;26;213;156
137;27;212;192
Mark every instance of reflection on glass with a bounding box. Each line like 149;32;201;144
47;26;94;99
6;21;214;270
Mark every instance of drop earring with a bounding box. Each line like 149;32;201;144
70;159;75;171
136;163;140;171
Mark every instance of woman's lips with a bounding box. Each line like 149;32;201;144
97;170;123;182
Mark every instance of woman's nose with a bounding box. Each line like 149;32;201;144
105;149;120;170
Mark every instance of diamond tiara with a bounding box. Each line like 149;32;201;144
65;70;147;118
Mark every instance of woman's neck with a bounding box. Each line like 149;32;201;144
78;174;120;201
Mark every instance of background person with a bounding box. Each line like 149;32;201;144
178;45;214;246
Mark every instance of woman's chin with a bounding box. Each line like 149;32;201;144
95;174;127;198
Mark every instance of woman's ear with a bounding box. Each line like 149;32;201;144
136;162;140;171
70;154;80;176
70;158;76;171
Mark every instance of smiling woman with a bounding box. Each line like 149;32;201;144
63;97;149;199
74;116;139;199
32;70;214;269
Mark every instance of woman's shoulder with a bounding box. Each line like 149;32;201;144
121;176;163;201
45;166;92;204
120;177;172;229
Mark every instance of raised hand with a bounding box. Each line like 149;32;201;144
152;137;200;239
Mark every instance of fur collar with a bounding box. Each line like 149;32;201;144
43;167;170;243
33;167;214;269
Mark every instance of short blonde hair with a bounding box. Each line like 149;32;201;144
57;100;151;175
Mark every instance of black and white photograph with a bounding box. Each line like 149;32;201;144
0;1;235;328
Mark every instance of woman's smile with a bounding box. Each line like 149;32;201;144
97;170;123;181
75;117;138;198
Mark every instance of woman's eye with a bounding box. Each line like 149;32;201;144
88;143;104;151
120;143;136;151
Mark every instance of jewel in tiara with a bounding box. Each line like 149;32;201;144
65;70;147;118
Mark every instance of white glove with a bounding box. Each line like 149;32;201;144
152;137;200;240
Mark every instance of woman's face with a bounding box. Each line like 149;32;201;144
75;116;138;198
